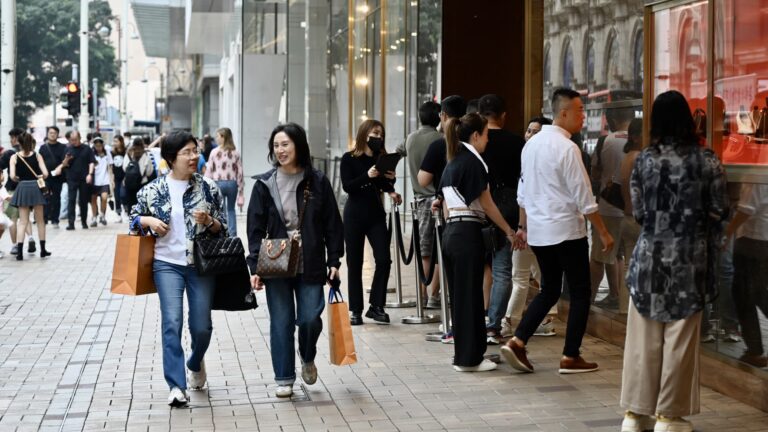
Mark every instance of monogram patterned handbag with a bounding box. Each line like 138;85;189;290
256;182;310;279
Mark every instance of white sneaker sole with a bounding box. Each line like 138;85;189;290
558;366;599;374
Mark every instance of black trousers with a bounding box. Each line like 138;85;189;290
344;214;391;314
67;180;90;227
732;237;768;355
515;237;591;358
442;221;486;367
44;180;64;224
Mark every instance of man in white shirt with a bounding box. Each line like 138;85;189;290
501;88;614;374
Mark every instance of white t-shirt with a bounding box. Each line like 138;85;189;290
737;183;768;241
154;178;189;265
93;153;113;186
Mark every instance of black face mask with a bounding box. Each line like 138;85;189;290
367;137;384;153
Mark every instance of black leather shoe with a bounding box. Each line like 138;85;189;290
81;223;89;229
365;306;390;324
350;312;363;326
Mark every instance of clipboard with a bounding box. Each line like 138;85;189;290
375;153;402;173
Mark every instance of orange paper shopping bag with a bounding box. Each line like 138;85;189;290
111;233;157;295
327;283;357;365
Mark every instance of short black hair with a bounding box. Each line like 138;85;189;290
528;116;552;126
132;137;144;148
161;131;196;166
441;95;467;119
47;126;60;134
267;123;313;169
64;131;72;139
551;88;581;114
418;101;441;128
8;127;24;137
466;99;480;114
478;94;506;119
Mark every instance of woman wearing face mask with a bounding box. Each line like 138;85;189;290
340;119;402;325
247;123;344;398
432;113;516;372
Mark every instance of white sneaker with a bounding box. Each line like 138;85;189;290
533;317;556;337
275;385;293;398
187;360;206;390
654;416;693;432
167;387;188;407
621;411;655;432
453;359;497;372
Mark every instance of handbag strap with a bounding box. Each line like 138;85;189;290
295;180;311;236
16;152;42;178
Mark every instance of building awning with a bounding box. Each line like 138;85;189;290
131;0;186;59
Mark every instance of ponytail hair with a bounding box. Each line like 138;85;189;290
444;112;488;161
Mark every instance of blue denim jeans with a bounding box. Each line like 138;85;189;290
264;277;325;385
216;180;238;236
487;240;513;331
153;259;216;390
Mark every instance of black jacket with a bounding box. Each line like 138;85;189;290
246;168;344;284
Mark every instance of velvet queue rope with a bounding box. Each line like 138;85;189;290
387;206;440;286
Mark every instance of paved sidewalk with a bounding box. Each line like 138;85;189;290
0;217;767;432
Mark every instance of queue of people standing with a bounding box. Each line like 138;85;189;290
1;86;740;432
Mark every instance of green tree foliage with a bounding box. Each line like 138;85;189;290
6;0;118;127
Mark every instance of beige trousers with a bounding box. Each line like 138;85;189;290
620;302;702;417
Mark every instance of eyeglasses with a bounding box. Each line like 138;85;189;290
178;148;201;157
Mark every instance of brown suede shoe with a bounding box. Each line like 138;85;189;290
558;356;599;374
500;341;534;373
739;353;768;368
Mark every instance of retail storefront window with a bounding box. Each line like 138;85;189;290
543;0;645;315
648;0;768;373
327;0;440;156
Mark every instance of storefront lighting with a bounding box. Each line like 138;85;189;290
396;110;404;116
356;76;369;86
396;66;405;72
357;5;369;13
390;45;398;50
411;32;417;37
360;115;368;121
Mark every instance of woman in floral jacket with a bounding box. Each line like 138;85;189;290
130;131;228;408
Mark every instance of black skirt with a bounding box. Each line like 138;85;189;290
10;180;46;207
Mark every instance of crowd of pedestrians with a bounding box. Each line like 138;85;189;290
4;85;766;432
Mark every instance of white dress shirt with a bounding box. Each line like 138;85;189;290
737;183;768;241
517;125;598;246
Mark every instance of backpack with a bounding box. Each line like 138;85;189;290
124;159;142;191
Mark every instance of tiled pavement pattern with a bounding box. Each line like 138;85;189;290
1;216;767;432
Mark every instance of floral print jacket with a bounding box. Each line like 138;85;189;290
129;173;228;265
627;141;729;322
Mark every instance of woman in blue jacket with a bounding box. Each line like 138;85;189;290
247;123;344;398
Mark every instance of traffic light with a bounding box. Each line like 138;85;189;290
65;81;80;117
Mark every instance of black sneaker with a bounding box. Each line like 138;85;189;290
66;225;75;231
365;306;390;324
81;223;89;229
27;240;36;253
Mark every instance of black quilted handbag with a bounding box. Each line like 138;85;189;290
194;235;247;276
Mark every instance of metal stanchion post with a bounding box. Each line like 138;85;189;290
402;202;440;324
425;208;449;340
387;202;416;308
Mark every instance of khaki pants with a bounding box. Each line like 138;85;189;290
620;302;702;417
